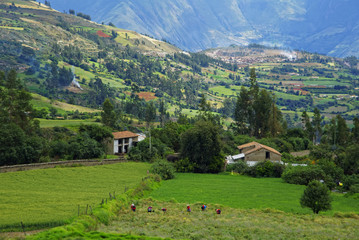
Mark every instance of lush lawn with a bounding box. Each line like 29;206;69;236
0;162;150;229
100;199;359;240
150;174;359;215
37;119;100;128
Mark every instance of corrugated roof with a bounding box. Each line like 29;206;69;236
113;131;139;139
237;142;281;156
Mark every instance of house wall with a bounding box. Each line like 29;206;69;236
114;139;119;154
245;149;281;162
112;137;138;154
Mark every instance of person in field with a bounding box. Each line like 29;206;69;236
131;203;136;212
148;206;153;212
187;205;191;212
216;209;221;214
201;204;207;211
161;208;167;213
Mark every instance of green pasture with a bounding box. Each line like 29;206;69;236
100;199;359;240
37;119;100;128
150;174;359;215
0;162;150;229
209;86;237;97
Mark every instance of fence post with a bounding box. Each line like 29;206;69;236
21;221;26;236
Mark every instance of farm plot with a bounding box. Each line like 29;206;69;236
100;199;359;240
149;174;359;215
0;162;150;230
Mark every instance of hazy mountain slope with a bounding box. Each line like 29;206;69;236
45;0;359;57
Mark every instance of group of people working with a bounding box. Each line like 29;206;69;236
131;203;221;214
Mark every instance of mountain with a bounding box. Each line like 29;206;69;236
42;0;359;57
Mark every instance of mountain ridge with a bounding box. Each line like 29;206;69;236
42;0;359;57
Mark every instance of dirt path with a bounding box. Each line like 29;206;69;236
0;229;45;239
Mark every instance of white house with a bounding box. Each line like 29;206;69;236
112;131;139;154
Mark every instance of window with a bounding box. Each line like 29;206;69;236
266;151;270;159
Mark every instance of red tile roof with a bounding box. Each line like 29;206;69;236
237;141;281;156
113;131;139;139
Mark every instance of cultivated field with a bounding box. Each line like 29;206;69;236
100;199;359;240
0;162;150;230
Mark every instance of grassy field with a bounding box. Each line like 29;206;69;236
31;93;99;114
149;174;359;215
100;199;359;240
37;119;100;128
0;162;150;230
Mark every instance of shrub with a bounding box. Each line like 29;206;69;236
226;161;248;174
282;165;326;185
349;184;359;194
300;180;332;214
343;174;359;190
174;157;195;173
245;161;285;178
150;160;175;180
317;159;344;183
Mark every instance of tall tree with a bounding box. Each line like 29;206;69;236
352;117;359;143
101;98;116;128
234;87;250;135
312;108;322;144
336;115;349;146
302;111;314;141
0;70;36;133
268;94;282;137
159;100;166;127
181;120;224;173
253;89;272;138
145;102;156;128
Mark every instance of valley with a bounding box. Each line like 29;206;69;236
0;1;359;239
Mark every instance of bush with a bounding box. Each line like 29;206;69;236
343;174;359;190
226;161;248;174
174;157;195;173
244;161;285;178
300;180;332;214
150;160;175;180
349;184;359;194
128;138;170;162
282;165;326;185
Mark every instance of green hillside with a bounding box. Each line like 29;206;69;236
1;0;358;128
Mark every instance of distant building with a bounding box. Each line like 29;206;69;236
112;131;139;154
233;142;282;166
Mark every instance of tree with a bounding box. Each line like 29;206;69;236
302;111;314;141
145;102;156;128
336;115;349;146
234;87;250;134
0;70;37;133
159;100;166;127
312;108;322;144
300;180;332;214
352;117;359;143
101;98;116;128
180;120;224;173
